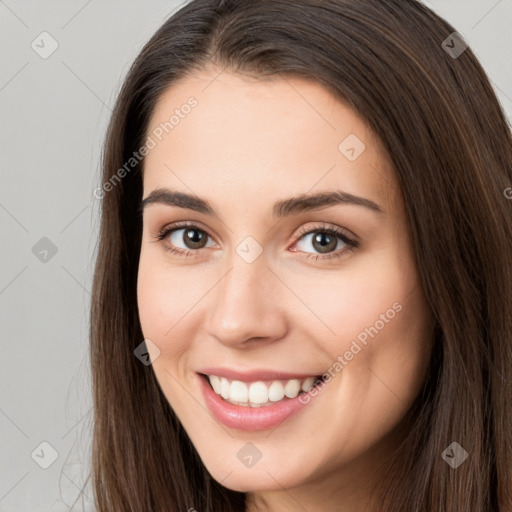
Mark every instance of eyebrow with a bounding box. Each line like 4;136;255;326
139;188;384;217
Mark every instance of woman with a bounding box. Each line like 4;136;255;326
89;0;512;510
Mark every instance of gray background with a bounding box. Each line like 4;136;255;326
0;1;511;511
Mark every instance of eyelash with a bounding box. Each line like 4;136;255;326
153;221;359;262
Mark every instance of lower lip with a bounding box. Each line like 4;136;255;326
197;373;319;431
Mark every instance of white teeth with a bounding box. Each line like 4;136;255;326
209;375;221;394
284;379;301;398
207;374;319;406
268;381;285;402
230;380;249;402
220;378;230;399
248;381;268;404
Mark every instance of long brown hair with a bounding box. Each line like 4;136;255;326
89;1;512;510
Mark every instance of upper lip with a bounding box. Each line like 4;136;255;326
197;367;321;382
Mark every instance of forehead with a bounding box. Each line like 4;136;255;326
142;68;399;216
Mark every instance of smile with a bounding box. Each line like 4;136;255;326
206;374;321;407
197;371;326;431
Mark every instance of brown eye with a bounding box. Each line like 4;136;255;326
179;228;209;249
309;232;338;254
289;224;359;262
294;228;351;255
155;223;215;255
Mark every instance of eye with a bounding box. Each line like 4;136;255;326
290;223;359;261
153;221;215;256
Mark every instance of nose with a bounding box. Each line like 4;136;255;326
205;252;288;348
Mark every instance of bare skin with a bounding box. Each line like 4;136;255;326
137;66;434;512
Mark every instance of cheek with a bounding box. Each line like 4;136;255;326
293;259;411;353
137;266;167;342
136;259;199;416
318;255;431;427
136;254;192;359
294;259;431;461
302;248;431;380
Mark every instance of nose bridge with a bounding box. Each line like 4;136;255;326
206;248;286;344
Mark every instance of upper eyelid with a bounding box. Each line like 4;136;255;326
291;222;355;241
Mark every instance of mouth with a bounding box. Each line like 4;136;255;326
199;372;324;407
197;371;326;431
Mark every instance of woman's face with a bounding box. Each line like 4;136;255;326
137;67;433;507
